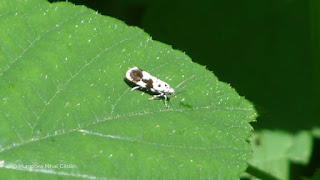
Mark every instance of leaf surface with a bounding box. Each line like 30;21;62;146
0;0;256;179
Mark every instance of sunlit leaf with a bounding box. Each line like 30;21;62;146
0;0;256;179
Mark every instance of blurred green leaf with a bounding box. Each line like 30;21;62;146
0;0;256;179
311;127;320;138
248;131;312;180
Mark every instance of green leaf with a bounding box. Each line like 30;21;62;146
248;131;313;180
312;127;320;138
0;0;256;179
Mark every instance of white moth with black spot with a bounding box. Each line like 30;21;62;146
126;67;175;107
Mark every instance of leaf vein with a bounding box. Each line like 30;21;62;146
0;11;87;78
1;163;98;179
78;129;248;151
31;33;143;130
0;105;253;153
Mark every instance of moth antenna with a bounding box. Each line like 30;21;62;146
173;90;185;96
175;75;195;89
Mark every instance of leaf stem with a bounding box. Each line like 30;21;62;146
246;164;281;180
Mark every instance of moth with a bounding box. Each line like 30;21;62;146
125;67;175;107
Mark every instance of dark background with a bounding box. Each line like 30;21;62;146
48;0;320;178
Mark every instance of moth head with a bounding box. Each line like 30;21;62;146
165;84;175;95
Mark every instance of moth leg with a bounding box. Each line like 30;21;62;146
149;93;168;108
149;93;164;101
163;95;168;108
131;86;140;91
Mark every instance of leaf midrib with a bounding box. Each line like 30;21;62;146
0;104;252;153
